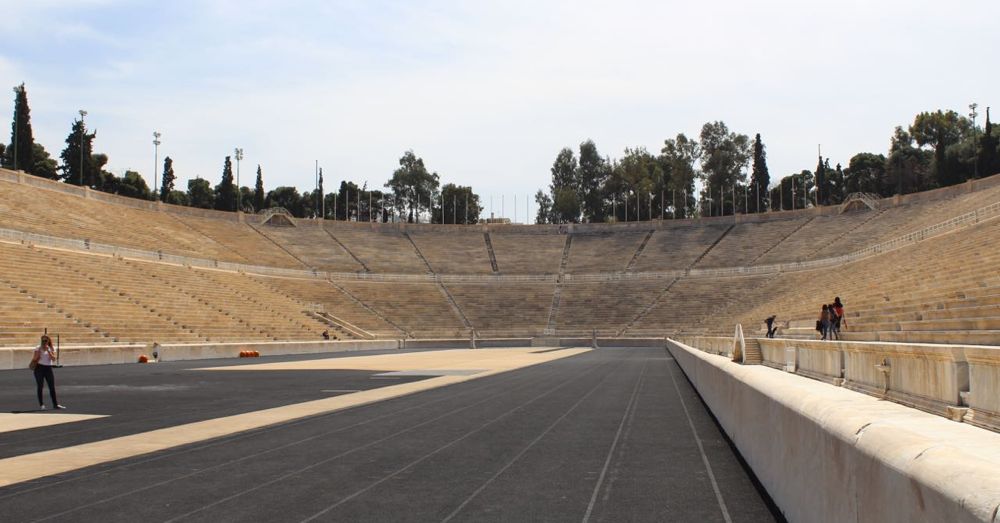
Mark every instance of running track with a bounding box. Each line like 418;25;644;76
0;347;778;522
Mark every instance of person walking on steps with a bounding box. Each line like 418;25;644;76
765;315;778;339
832;297;846;340
31;335;65;410
819;304;832;341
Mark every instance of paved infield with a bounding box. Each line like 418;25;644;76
0;347;778;522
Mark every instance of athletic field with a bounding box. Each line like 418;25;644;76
0;347;777;521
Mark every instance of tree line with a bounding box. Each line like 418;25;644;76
534;107;1000;223
1;84;485;224
4;83;998;225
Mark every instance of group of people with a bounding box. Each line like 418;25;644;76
762;296;847;341
818;297;847;340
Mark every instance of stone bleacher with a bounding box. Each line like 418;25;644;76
255;222;365;273
694;217;808;268
408;231;494;274
712;218;1000;346
629;224;730;272
489;232;567;274
445;282;554;336
336;281;467;337
0;167;998;348
325;225;429;274
564;232;648;273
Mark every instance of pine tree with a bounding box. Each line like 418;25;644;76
214;156;236;211
60;118;96;186
159;156;175;202
4;83;36;174
749;133;770;213
253;165;265;211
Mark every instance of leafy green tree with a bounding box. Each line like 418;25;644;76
116;170;152;199
3;84;36;174
239;186;254;212
90;153;114;192
187;177;214;209
606;148;661;221
31;143;58;180
265;186;303;216
334;180;361;220
214;156;236;211
887;126;933;195
0;143;5;164
844;152;888;196
534;190;553;224
910;110;973;187
548;148;579;223
550;148;577;189
551;187;580;224
159;156;175;202
815;156;842;205
385;150;440;223
748;134;769;213
60;118;97;186
769;171;813;211
253;165;265;212
430;184;483;224
699;121;750;216
577;140;610;222
660;134;700;218
166;190;189;206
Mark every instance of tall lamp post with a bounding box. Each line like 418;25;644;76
153;131;161;199
78;110;88;187
234;147;244;211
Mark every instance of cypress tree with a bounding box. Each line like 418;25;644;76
214;156;236;211
253;165;265;211
60;118;96;186
749;133;770;213
979;107;999;177
4;83;36;174
159;156;175;202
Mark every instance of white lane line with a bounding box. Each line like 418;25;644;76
441;358;623;522
32;367;555;523
581;362;646;523
159;367;566;523
297;359;621;523
666;363;733;523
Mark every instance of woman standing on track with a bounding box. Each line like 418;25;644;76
31;335;65;410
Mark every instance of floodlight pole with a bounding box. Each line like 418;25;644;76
234;148;243;212
153;131;161;199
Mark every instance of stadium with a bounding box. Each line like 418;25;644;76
2;165;1000;521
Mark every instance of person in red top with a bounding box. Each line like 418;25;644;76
832;297;846;340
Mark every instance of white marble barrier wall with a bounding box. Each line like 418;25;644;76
681;336;971;418
841;343;967;417
962;347;1000;431
666;338;1000;523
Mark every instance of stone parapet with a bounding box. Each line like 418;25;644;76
679;336;979;422
962;346;1000;431
667;338;1000;522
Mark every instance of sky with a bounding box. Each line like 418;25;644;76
1;0;998;221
